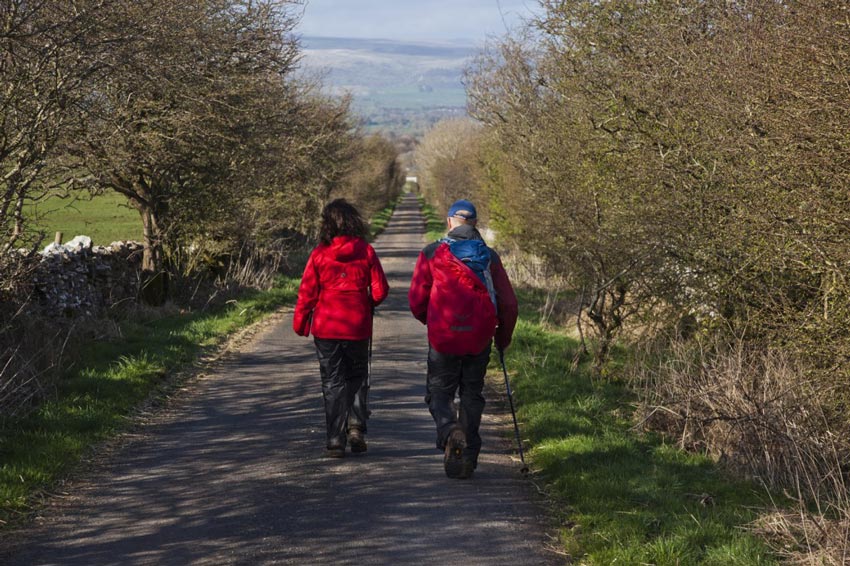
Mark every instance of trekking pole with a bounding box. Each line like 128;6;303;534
366;307;373;417
498;348;529;475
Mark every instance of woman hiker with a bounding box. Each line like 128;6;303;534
293;199;389;457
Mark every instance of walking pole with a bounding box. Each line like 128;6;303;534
369;307;373;385
499;348;529;475
366;307;373;417
366;334;372;417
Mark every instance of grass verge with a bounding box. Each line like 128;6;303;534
417;194;446;242
499;287;779;564
0;276;299;528
368;194;403;241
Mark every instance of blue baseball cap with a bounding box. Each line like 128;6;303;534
447;199;477;220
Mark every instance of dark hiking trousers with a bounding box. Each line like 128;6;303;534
425;343;491;462
314;338;369;448
351;378;369;433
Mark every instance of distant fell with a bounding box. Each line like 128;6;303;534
300;36;475;136
302;36;477;58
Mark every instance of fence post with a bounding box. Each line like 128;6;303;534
54;231;63;245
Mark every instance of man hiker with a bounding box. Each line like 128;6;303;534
408;199;518;478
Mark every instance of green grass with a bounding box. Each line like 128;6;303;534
499;287;778;564
368;194;403;241
26;192;141;245
417;195;446;242
0;276;299;527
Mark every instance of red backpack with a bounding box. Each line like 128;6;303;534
426;243;498;356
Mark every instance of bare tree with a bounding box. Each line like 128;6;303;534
62;0;302;303
414;118;486;218
467;30;655;370
335;133;405;223
0;0;119;254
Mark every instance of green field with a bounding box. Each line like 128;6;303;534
355;87;468;111
27;192;142;246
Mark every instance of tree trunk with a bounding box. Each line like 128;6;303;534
138;204;168;306
587;284;628;376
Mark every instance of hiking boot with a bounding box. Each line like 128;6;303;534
326;440;345;458
459;457;475;479
348;428;367;454
443;426;467;479
326;447;345;458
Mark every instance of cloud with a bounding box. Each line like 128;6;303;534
298;0;535;43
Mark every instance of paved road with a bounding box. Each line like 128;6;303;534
4;194;559;565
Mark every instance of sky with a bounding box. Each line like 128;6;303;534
297;0;536;44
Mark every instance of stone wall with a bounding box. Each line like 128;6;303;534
33;236;143;317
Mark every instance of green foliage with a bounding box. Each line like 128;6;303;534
502;288;779;564
0;276;299;527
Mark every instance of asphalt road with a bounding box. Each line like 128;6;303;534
3;193;560;565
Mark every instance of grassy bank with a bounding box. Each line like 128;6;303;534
0;277;299;527
499;288;780;564
368;194;403;241
417;194;446;242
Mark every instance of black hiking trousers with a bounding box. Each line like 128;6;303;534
314;338;369;449
425;343;491;463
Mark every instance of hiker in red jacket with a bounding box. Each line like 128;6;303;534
408;199;518;478
293;199;389;458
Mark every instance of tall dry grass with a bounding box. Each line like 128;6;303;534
753;488;849;565
166;237;310;308
632;335;850;564
499;248;576;324
0;309;71;420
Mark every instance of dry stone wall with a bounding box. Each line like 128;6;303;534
33;236;143;317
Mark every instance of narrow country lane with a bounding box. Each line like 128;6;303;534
3;193;560;565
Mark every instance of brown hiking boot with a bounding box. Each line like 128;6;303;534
348;428;367;454
444;426;467;479
459;457;475;479
326;440;345;458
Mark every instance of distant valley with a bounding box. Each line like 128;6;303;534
299;36;477;136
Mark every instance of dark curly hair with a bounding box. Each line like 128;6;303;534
319;198;367;245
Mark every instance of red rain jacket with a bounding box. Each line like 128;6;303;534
408;237;518;356
293;236;389;340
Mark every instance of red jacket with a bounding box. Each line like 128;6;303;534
409;232;518;355
293;236;389;340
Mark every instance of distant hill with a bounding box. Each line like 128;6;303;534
299;36;477;136
303;36;476;59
